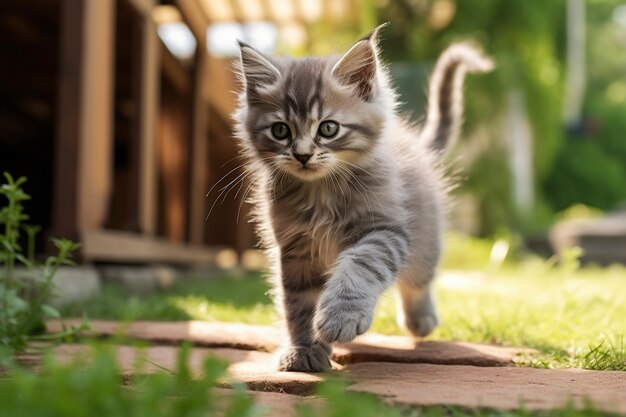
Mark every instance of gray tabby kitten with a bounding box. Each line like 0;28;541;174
233;25;493;372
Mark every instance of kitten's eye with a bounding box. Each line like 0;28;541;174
271;122;291;140
318;120;339;138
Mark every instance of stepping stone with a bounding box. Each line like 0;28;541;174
43;343;272;377
46;319;284;352
345;362;626;414
335;333;535;367
48;319;534;367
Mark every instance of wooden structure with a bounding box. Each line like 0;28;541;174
0;0;360;266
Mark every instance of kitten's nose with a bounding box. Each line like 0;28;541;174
293;153;312;166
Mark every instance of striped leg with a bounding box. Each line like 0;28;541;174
314;224;410;343
277;257;331;372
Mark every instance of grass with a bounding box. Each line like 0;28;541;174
62;260;626;371
62;271;275;325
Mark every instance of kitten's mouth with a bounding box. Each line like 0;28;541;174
286;163;325;180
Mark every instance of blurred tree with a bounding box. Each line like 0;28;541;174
376;0;567;234
544;0;626;212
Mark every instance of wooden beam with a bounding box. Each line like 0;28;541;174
189;50;209;245
174;0;209;41
81;229;220;265
125;0;153;17
77;0;115;232
137;12;160;236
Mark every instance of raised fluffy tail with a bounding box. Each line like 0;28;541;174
421;43;494;153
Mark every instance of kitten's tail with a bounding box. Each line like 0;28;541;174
421;43;494;154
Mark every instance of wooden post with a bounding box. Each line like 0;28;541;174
137;5;160;236
53;0;115;257
52;0;85;242
77;0;115;233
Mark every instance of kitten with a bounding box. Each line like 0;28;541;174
233;24;493;372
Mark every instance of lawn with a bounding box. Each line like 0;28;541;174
62;259;626;371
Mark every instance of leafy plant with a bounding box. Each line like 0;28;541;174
0;344;260;417
0;172;85;352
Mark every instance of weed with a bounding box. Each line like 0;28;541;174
0;172;86;352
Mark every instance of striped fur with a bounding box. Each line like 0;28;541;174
233;27;492;372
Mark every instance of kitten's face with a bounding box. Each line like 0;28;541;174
237;30;387;181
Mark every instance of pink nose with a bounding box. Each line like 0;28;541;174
294;153;312;166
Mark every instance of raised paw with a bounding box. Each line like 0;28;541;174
277;343;332;372
397;284;439;338
314;296;374;344
402;311;439;337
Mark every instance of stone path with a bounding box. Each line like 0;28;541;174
44;319;626;415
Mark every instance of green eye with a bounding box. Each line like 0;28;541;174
318;120;339;138
271;122;291;140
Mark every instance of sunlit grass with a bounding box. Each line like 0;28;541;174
61;272;276;325
63;262;626;371
372;262;626;370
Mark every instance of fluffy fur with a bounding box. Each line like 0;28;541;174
232;25;493;372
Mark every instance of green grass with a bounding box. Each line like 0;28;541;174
62;261;626;371
62;271;276;325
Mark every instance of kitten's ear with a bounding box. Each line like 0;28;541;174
332;23;387;101
238;41;281;88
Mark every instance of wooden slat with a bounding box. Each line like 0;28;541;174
174;0;209;41
81;229;220;265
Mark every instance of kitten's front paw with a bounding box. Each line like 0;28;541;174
277;343;331;372
314;296;374;344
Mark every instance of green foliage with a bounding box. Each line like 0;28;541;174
0;344;260;417
0;172;85;352
375;0;566;234
461;146;515;235
544;93;626;211
542;0;626;213
544;139;626;211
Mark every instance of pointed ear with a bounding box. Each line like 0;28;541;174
331;24;387;101
238;41;281;90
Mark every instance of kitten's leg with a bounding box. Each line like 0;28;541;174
276;259;331;372
397;278;439;337
314;224;410;343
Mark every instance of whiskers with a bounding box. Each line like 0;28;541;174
205;156;275;222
